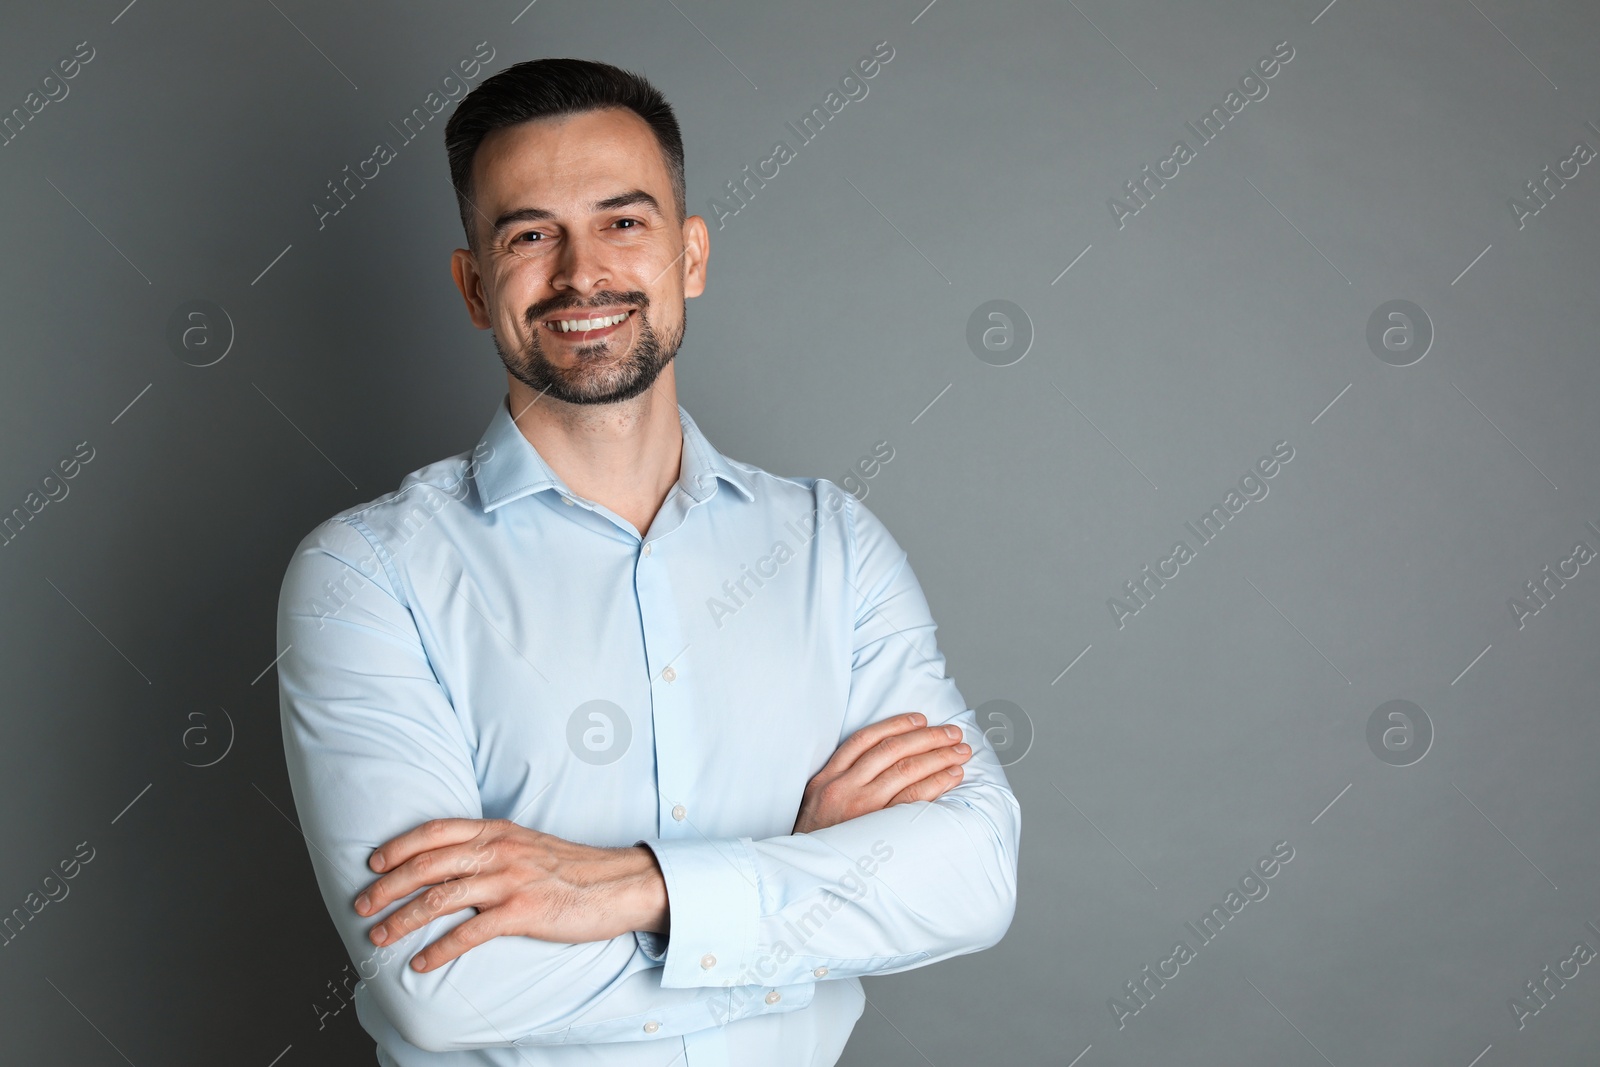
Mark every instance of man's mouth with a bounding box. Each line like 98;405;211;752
541;307;636;339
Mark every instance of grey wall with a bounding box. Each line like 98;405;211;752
3;0;1598;1064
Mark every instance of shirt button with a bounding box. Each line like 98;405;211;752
642;542;652;556
700;953;717;970
642;1020;660;1033
662;665;677;683
671;804;687;821
813;966;829;978
764;990;781;1005
562;495;575;506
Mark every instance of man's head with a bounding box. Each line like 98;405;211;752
444;59;707;408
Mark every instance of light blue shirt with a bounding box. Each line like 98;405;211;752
276;395;1020;1066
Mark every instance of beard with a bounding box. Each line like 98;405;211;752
493;290;684;407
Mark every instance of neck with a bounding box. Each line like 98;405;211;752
504;366;683;537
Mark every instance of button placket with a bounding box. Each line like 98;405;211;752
633;539;693;841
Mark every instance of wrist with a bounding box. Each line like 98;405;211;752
610;845;670;936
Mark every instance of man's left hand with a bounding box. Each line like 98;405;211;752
352;818;669;973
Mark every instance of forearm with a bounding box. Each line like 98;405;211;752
588;845;670;939
639;763;1020;992
295;804;810;1052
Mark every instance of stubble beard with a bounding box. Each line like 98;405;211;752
494;295;685;407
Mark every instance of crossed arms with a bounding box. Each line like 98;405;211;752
351;709;979;972
276;508;1020;1054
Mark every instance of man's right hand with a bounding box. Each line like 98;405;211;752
792;712;972;835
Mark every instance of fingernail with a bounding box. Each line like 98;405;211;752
355;894;370;913
370;851;385;871
953;743;970;754
411;956;428;971
944;725;960;739
372;925;387;944
947;766;963;776
910;713;925;726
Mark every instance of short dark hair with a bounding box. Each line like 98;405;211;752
443;57;686;252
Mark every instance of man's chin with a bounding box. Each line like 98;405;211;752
497;329;676;407
554;385;638;406
521;367;661;407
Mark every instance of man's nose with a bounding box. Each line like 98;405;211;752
550;230;611;292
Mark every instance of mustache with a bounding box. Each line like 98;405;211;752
527;291;648;322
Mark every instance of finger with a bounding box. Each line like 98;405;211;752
370;869;496;948
861;740;970;805
370;817;496;874
409;909;506;973
886;762;966;807
821;713;928;776
358;834;501;920
847;724;969;786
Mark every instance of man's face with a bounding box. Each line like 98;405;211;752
451;107;707;407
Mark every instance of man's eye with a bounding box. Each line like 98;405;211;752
613;219;639;229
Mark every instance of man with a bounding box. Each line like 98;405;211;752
277;57;1019;1067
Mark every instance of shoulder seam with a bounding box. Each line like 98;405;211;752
335;515;412;612
333;453;476;524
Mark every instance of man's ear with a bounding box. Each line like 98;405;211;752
681;214;710;299
450;247;493;329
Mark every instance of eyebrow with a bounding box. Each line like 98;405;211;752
489;189;664;243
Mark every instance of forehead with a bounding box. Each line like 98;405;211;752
471;107;672;218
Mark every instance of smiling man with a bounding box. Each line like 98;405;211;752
276;57;1020;1067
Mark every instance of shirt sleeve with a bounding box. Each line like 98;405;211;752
638;488;1021;992
276;516;813;1054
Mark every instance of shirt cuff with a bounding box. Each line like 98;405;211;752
634;836;761;989
634;928;668;962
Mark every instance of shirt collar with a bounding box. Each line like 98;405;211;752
472;394;757;513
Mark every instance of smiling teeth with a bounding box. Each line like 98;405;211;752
551;311;629;332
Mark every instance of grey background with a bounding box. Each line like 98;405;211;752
2;0;1597;1064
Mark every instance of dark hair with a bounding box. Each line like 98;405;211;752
443;57;685;252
